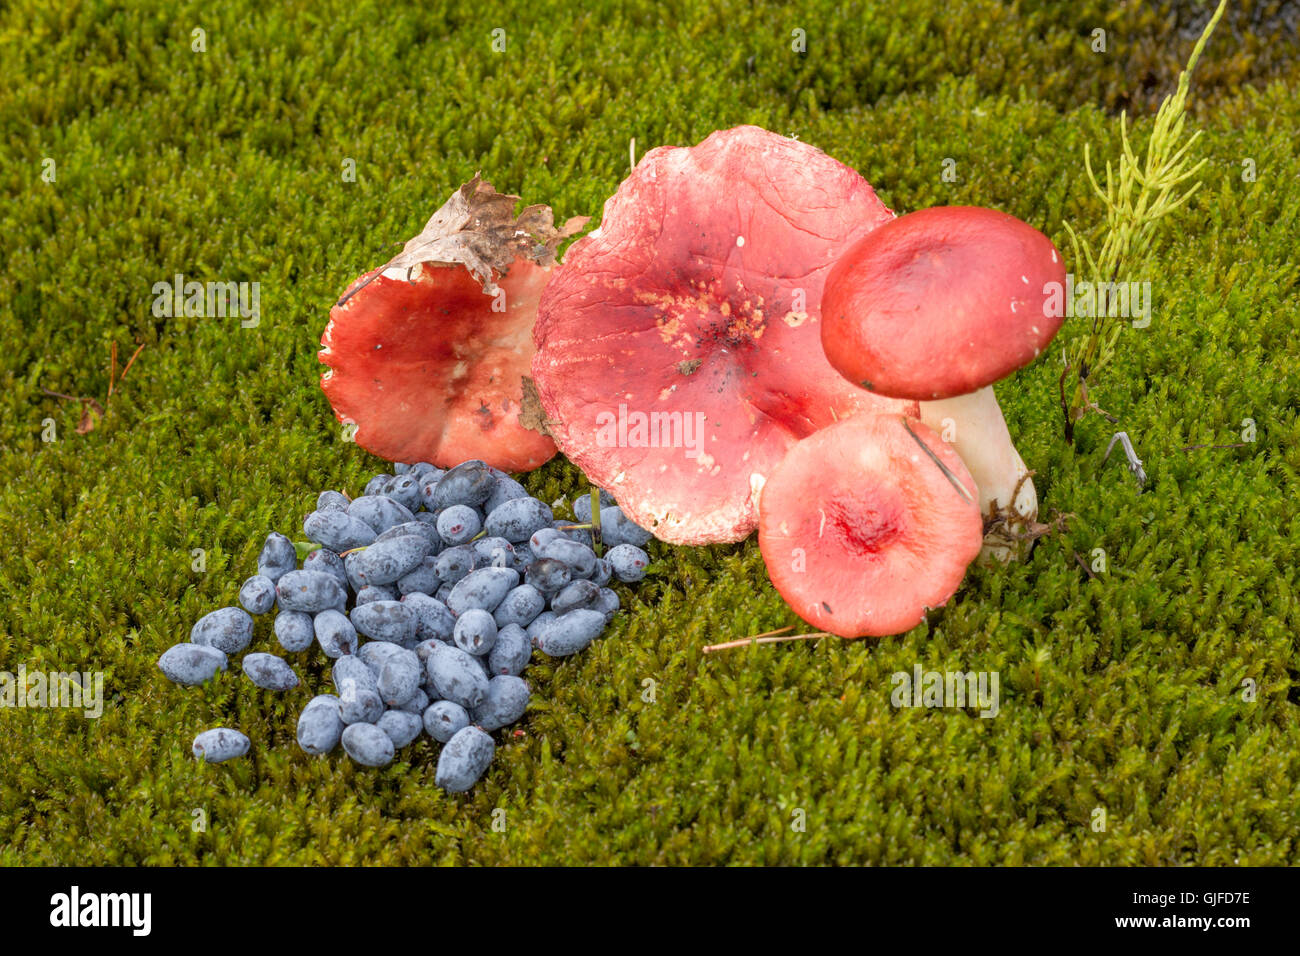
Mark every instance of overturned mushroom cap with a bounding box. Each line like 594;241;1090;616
531;126;917;545
320;177;586;471
759;413;983;638
821;205;1067;401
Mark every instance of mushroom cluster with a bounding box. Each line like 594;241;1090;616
322;128;1066;640
820;205;1066;563
761;205;1066;637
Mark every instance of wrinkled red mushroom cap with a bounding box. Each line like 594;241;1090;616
322;260;557;471
531;126;917;545
320;177;585;472
821;206;1067;401
758;413;982;638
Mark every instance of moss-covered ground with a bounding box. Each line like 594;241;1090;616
1;0;1297;864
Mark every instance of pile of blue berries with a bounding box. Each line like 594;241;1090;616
160;459;652;792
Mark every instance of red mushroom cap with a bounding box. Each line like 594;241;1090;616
320;177;585;472
531;126;917;545
758;413;982;638
820;206;1067;401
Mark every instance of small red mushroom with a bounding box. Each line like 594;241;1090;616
758;413;983;638
820;206;1067;560
531;126;916;545
320;177;586;472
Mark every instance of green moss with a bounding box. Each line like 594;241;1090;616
0;0;1297;865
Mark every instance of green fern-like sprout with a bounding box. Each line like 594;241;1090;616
1059;0;1228;443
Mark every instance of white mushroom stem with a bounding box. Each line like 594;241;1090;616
918;386;1037;563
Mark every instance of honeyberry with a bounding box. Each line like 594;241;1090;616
192;728;250;764
191;607;254;655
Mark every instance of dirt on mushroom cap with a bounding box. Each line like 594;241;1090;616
758;413;983;638
531;126;917;545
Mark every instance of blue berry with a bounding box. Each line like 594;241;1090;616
297;695;344;755
317;490;351;512
418;475;440;511
485;496;553;543
487;624;532;676
339;684;385;725
434;545;477;583
393;463;413;475
192;728;250;763
276;570;348;613
382;474;423;512
303;510;376;552
347;535;429;587
302;547;348;588
484;472;529;513
425;642;490;709
525;558;571;596
529;527;564;552
409;462;440;480
435;726;495;793
599;507;653;548
493;584;546;628
349;601;418;645
358;640;404;675
423;700;470;743
341;722;395;767
333;655;378;696
447;566;519;615
377;648;422;706
606;544;650;582
355;584;399;605
397;557;440;596
414;637;440;669
473;536;518;570
394;686;430;715
158;643;227;686
437;505;482;546
527;528;564;548
241;652;299;691
365;474;393;496
533;608;606;657
238;574;277;615
314;609;359;658
401;593;457;642
377;709;423;748
377;520;441;553
453;608;497;656
347;495;416;534
428;460;494;510
574;490;615;521
191;607;254;655
258;532;297;582
525;610;556;643
589;557;613;586
551;579;601;615
472;675;530;731
275;610;315;652
535;537;598;578
596;588;620;622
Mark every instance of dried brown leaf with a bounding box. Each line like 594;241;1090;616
338;176;589;306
